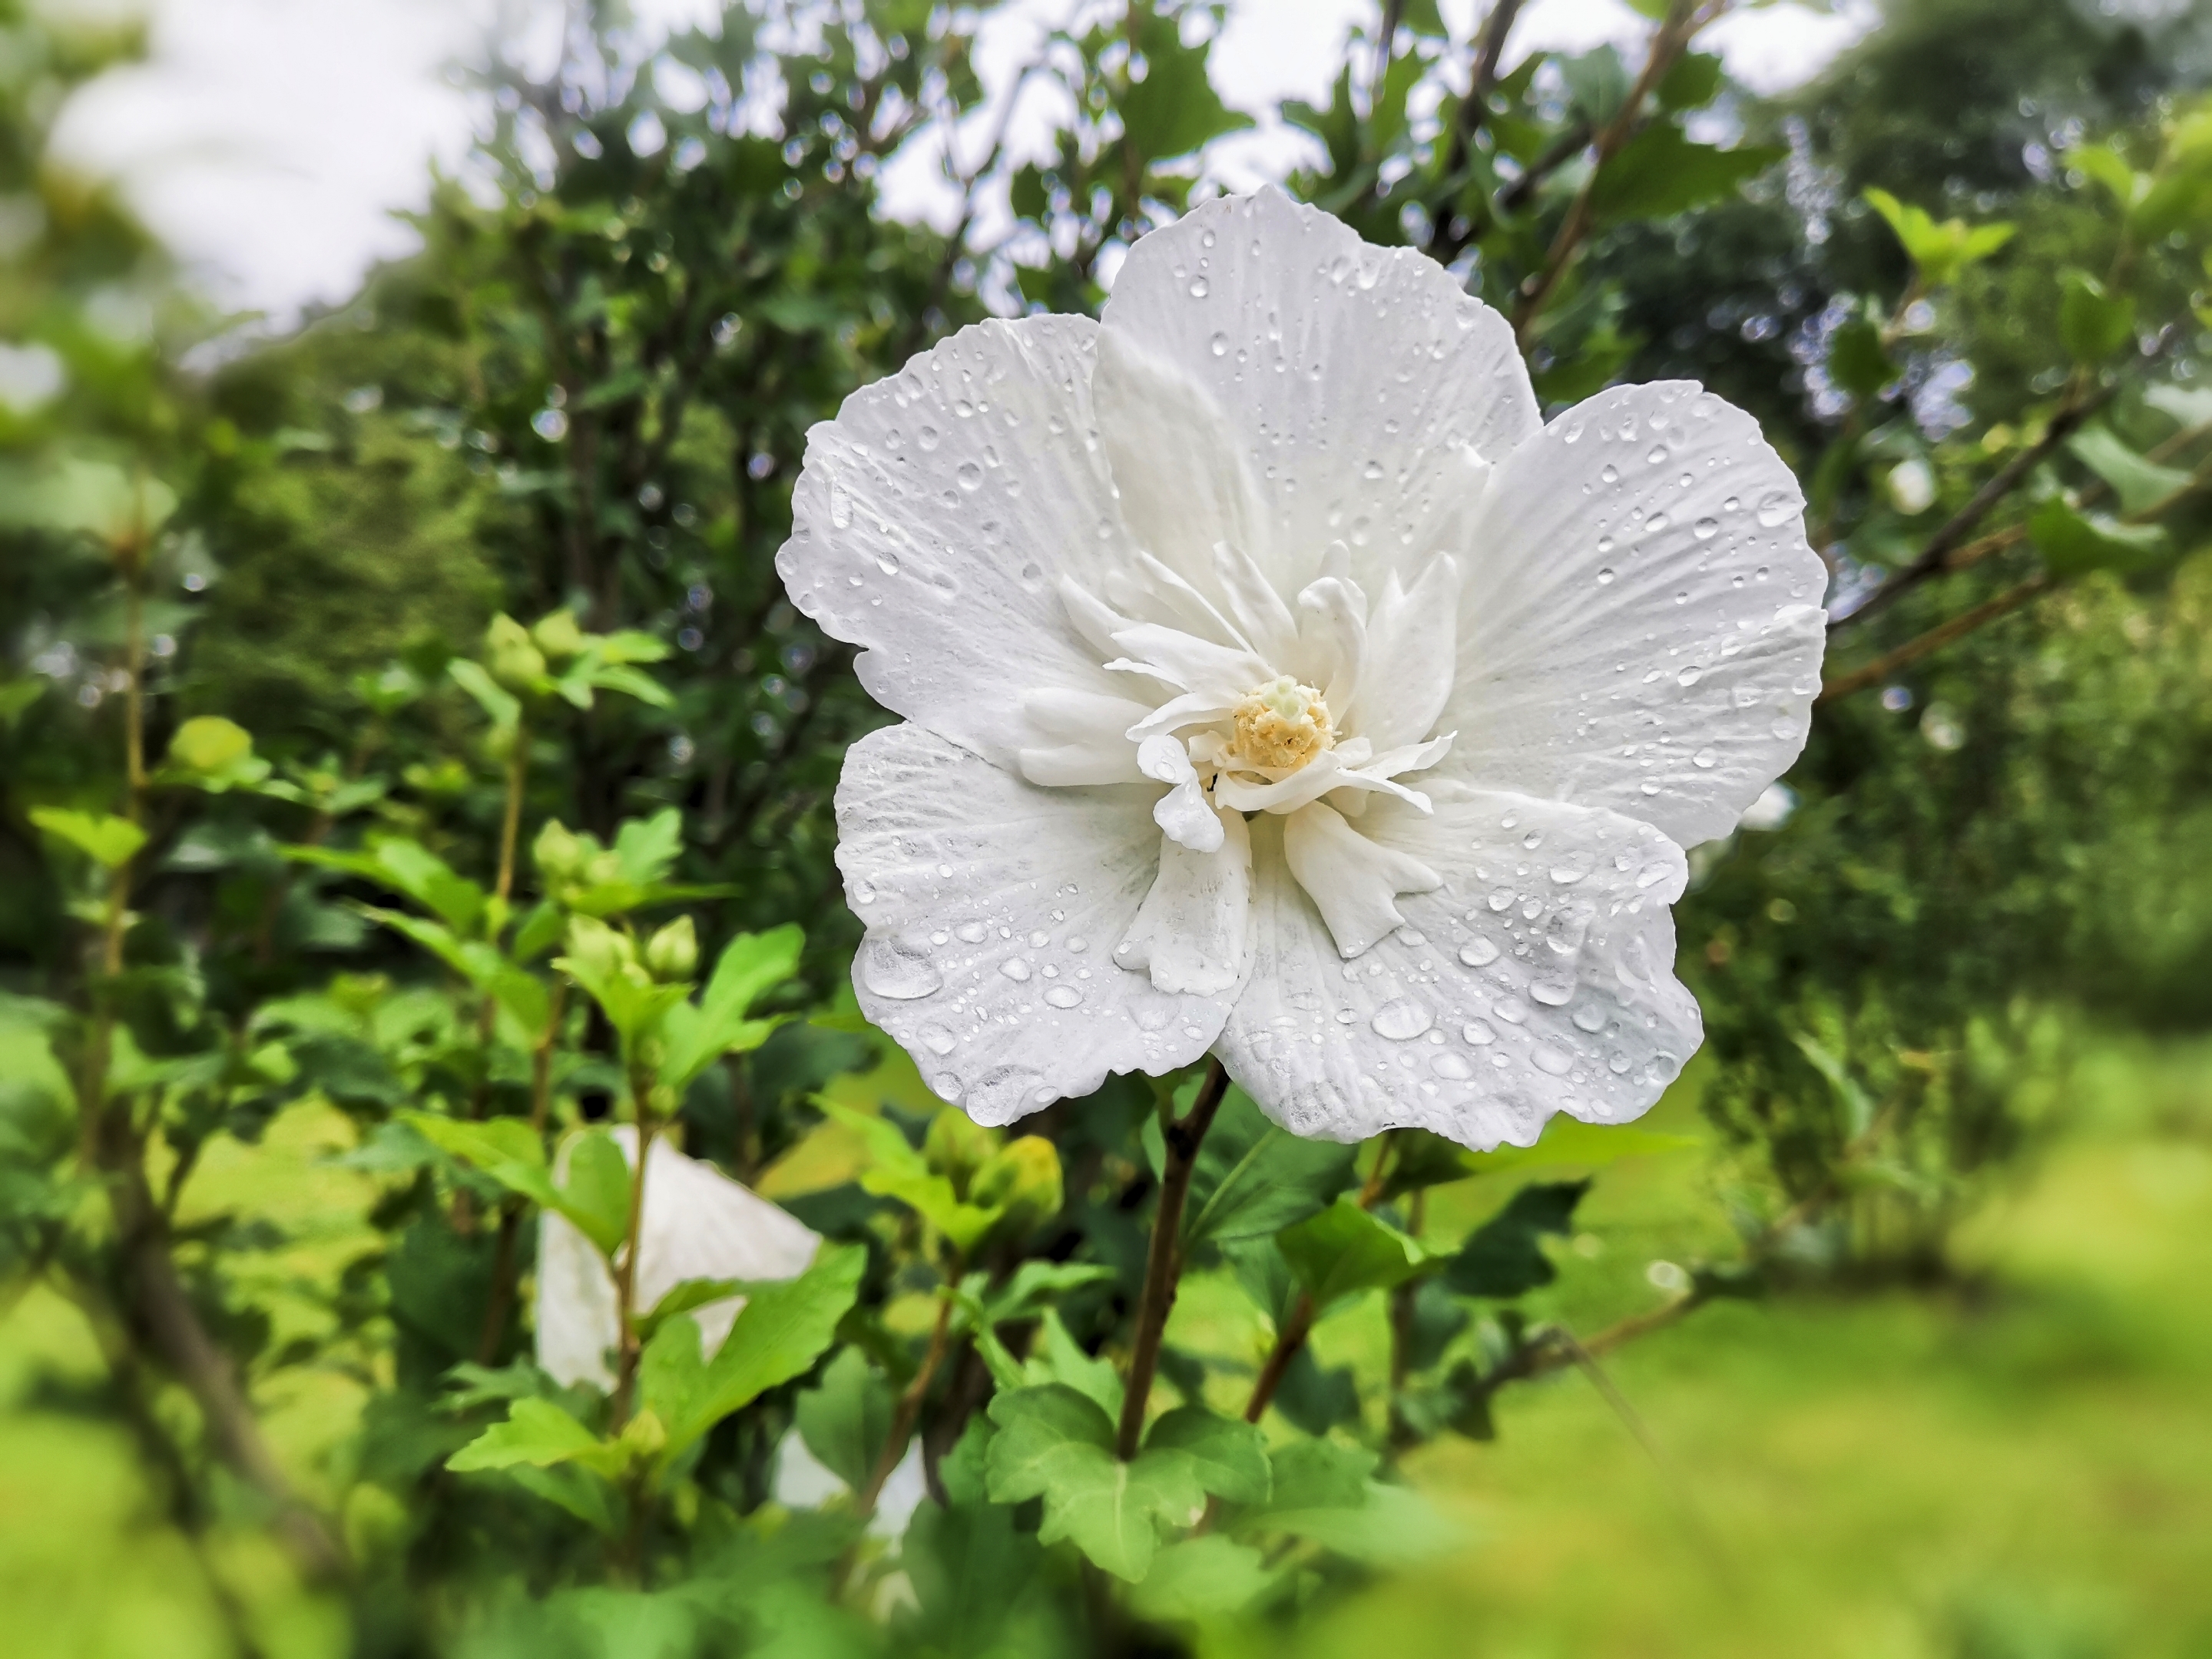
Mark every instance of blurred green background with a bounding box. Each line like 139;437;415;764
6;0;2212;1654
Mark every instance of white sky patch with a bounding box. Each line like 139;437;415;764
48;0;1872;326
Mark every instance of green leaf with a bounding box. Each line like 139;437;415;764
1181;1090;1357;1247
290;839;486;935
561;1130;634;1258
1463;1118;1701;1177
2067;425;2193;515
30;807;146;869
1008;162;1048;221
1027;1308;1124;1422
1379;1128;1475;1200
1863;187;2015;286
655;1243;864;1458
661;924;803;1088
794;1347;894;1492
2059;270;2137;363
822;1102;999;1253
401;1111;565;1214
1654;51;1724;112
1558;46;1630;127
1142;1408;1270;1504
613;808;684;886
982;1260;1119;1326
2068;143;2142;209
447;657;521;728
1444;1180;1590;1298
1275;1198;1430;1310
1118;9;1251;167
1827;315;1897;402
2028;497;2172;578
1591;125;1783;227
161;717;270;791
0;456;176;545
1131;1535;1273;1621
985;1384;1205;1581
448;1397;618;1475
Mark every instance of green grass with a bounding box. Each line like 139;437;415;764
2;1042;2207;1657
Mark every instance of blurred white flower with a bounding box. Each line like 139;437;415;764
1886;456;1936;515
780;187;1826;1150
773;1432;929;1541
535;1126;820;1391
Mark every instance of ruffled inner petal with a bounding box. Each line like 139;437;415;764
1114;809;1253;998
1349;554;1460;751
1280;799;1442;959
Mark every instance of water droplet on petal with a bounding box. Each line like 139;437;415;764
920;1023;958;1055
1463;1020;1497;1045
1045;985;1083;1008
861;939;942;1000
1492;998;1529;1025
1372;998;1435;1041
1431;1051;1473;1081
1693;747;1718;768
1188;276;1210;298
998;957;1032;982
955;461;982;492
1756;489;1796;528
1530;975;1575;1007
955;921;989;944
1531;1044;1574;1077
1459;939;1499;968
1573;1005;1607;1034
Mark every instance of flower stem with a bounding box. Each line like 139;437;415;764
1115;1058;1230;1460
1242;1293;1316;1424
610;1056;660;1429
495;718;528;907
476;982;568;1365
857;1286;955;1515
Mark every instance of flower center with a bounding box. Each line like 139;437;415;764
1225;675;1333;773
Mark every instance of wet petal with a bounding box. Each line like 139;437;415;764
1101;187;1539;602
1214;795;1700;1149
1114;809;1253;997
1281;799;1442;959
1448;381;1828;846
779;316;1137;771
837;724;1231;1124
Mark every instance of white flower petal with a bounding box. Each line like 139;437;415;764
1106;621;1271;699
779;316;1137;770
1100;187;1539;598
1093;326;1273;584
837;723;1233;1124
1017;687;1153;786
1215;796;1700;1149
1449;381;1828;847
535;1128;820;1392
1114;809;1253;997
1138;736;1224;852
1348;554;1459;750
1280;799;1442;959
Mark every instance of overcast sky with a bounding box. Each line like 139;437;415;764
48;0;1873;324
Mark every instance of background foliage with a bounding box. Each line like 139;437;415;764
4;0;2212;1654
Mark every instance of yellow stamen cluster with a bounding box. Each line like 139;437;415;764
1226;675;1333;773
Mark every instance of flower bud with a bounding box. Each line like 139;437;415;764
534;820;584;882
562;915;637;984
972;1136;1064;1242
924;1109;998;1200
644;916;698;982
531;608;588;664
485;614;547;694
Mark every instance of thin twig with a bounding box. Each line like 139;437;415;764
1831;384;2115;634
1512;0;1712;341
1116;1059;1230;1459
1425;0;1528;263
858;1290;955;1514
1818;574;2056;702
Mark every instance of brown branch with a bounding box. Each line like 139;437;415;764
858;1290;955;1514
1830;384;2114;634
1496;120;1592;215
1242;1293;1316;1424
1116;1059;1230;1459
1512;0;1710;341
1424;0;1528;263
1817;572;2055;703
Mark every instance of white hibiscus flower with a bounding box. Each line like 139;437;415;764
536;1126;820;1391
778;187;1825;1150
